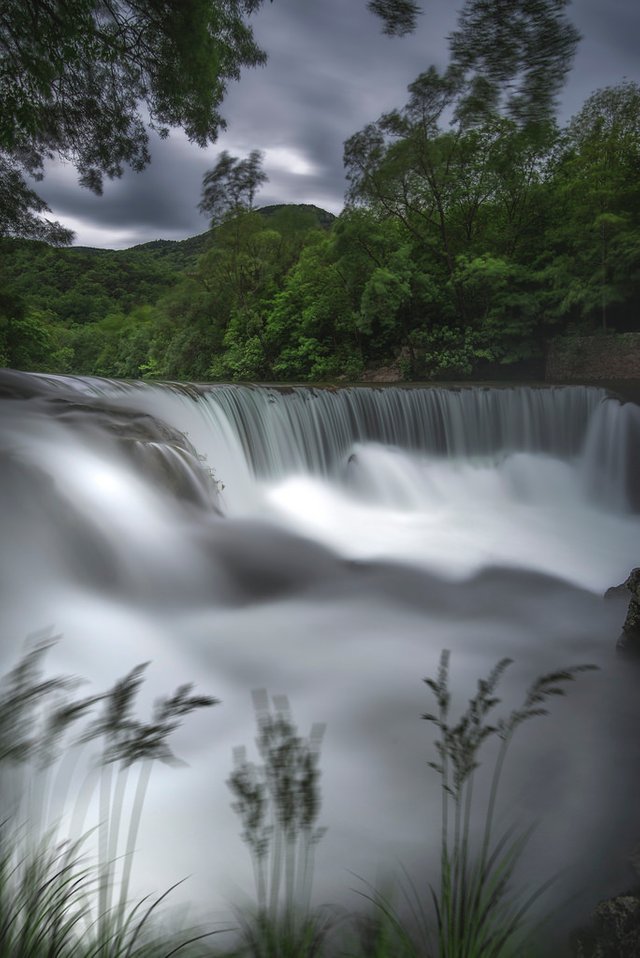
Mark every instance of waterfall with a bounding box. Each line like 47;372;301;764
32;376;631;503
0;369;639;938
56;377;610;467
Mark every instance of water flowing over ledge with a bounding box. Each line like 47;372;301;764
1;370;640;940
7;373;636;506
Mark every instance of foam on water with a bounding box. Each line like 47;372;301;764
1;372;639;943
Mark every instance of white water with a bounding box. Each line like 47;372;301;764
1;373;639;944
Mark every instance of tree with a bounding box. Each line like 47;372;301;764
543;81;640;330
344;72;554;296
0;156;73;245
342;0;580;376
0;0;431;245
344;96;557;374
1;0;267;243
1;0;267;184
449;0;580;128
199;149;268;224
264;231;361;381
367;0;421;36
0;289;57;370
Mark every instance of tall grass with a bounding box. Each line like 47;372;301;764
0;825;92;957
227;690;334;956
0;638;599;957
73;663;217;951
422;650;598;958
0;636;218;957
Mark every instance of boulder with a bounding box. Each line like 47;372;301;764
572;894;640;957
613;568;640;655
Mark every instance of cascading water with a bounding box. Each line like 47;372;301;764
1;369;639;944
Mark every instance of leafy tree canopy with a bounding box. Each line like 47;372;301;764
0;0;266;243
565;79;640;151
1;0;266;188
449;0;580;127
199;149;268;224
0;0;428;245
367;0;421;36
0;154;73;243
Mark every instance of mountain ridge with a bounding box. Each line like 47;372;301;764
71;203;336;258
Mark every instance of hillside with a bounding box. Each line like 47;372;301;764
0;204;335;328
0;203;336;377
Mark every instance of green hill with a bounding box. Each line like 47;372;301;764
0;203;335;328
0;203;336;377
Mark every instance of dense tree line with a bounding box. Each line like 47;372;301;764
2;77;639;382
2;0;639;381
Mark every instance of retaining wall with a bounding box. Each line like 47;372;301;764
546;333;640;382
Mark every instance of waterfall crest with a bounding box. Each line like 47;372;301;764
1;370;640;932
51;378;634;510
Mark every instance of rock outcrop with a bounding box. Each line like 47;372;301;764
609;568;640;654
572;894;640;957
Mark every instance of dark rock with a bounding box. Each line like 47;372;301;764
572;894;640;957
616;630;640;654
605;583;629;599
623;569;640;628
613;568;640;656
0;370;223;512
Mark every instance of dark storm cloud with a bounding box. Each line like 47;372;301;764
40;138;258;249
561;0;640;117
29;0;640;249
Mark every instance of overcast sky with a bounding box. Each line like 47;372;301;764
32;0;640;250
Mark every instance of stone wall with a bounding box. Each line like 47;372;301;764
546;333;640;382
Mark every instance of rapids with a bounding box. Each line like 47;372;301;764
1;370;639;943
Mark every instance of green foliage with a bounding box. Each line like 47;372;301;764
170;206;334;382
360;259;411;336
423;651;598;958
0;0;429;243
343;63;561;375
0;636;219;958
0;0;267;241
337;0;603;378
543;81;640;331
92;306;159;379
0;826;93;957
452;254;543;364
227;691;332;956
200;150;268;225
367;1;421;37
4;0;633;381
264;232;360;380
449;0;580;128
0;155;73;245
0;231;194;375
4;72;640;386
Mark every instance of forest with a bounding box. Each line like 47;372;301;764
2;77;640;384
2;0;640;386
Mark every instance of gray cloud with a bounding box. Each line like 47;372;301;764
28;0;640;249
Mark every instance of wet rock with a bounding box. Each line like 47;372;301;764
613;568;640;655
0;371;223;512
572;894;640;957
605;582;629;599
